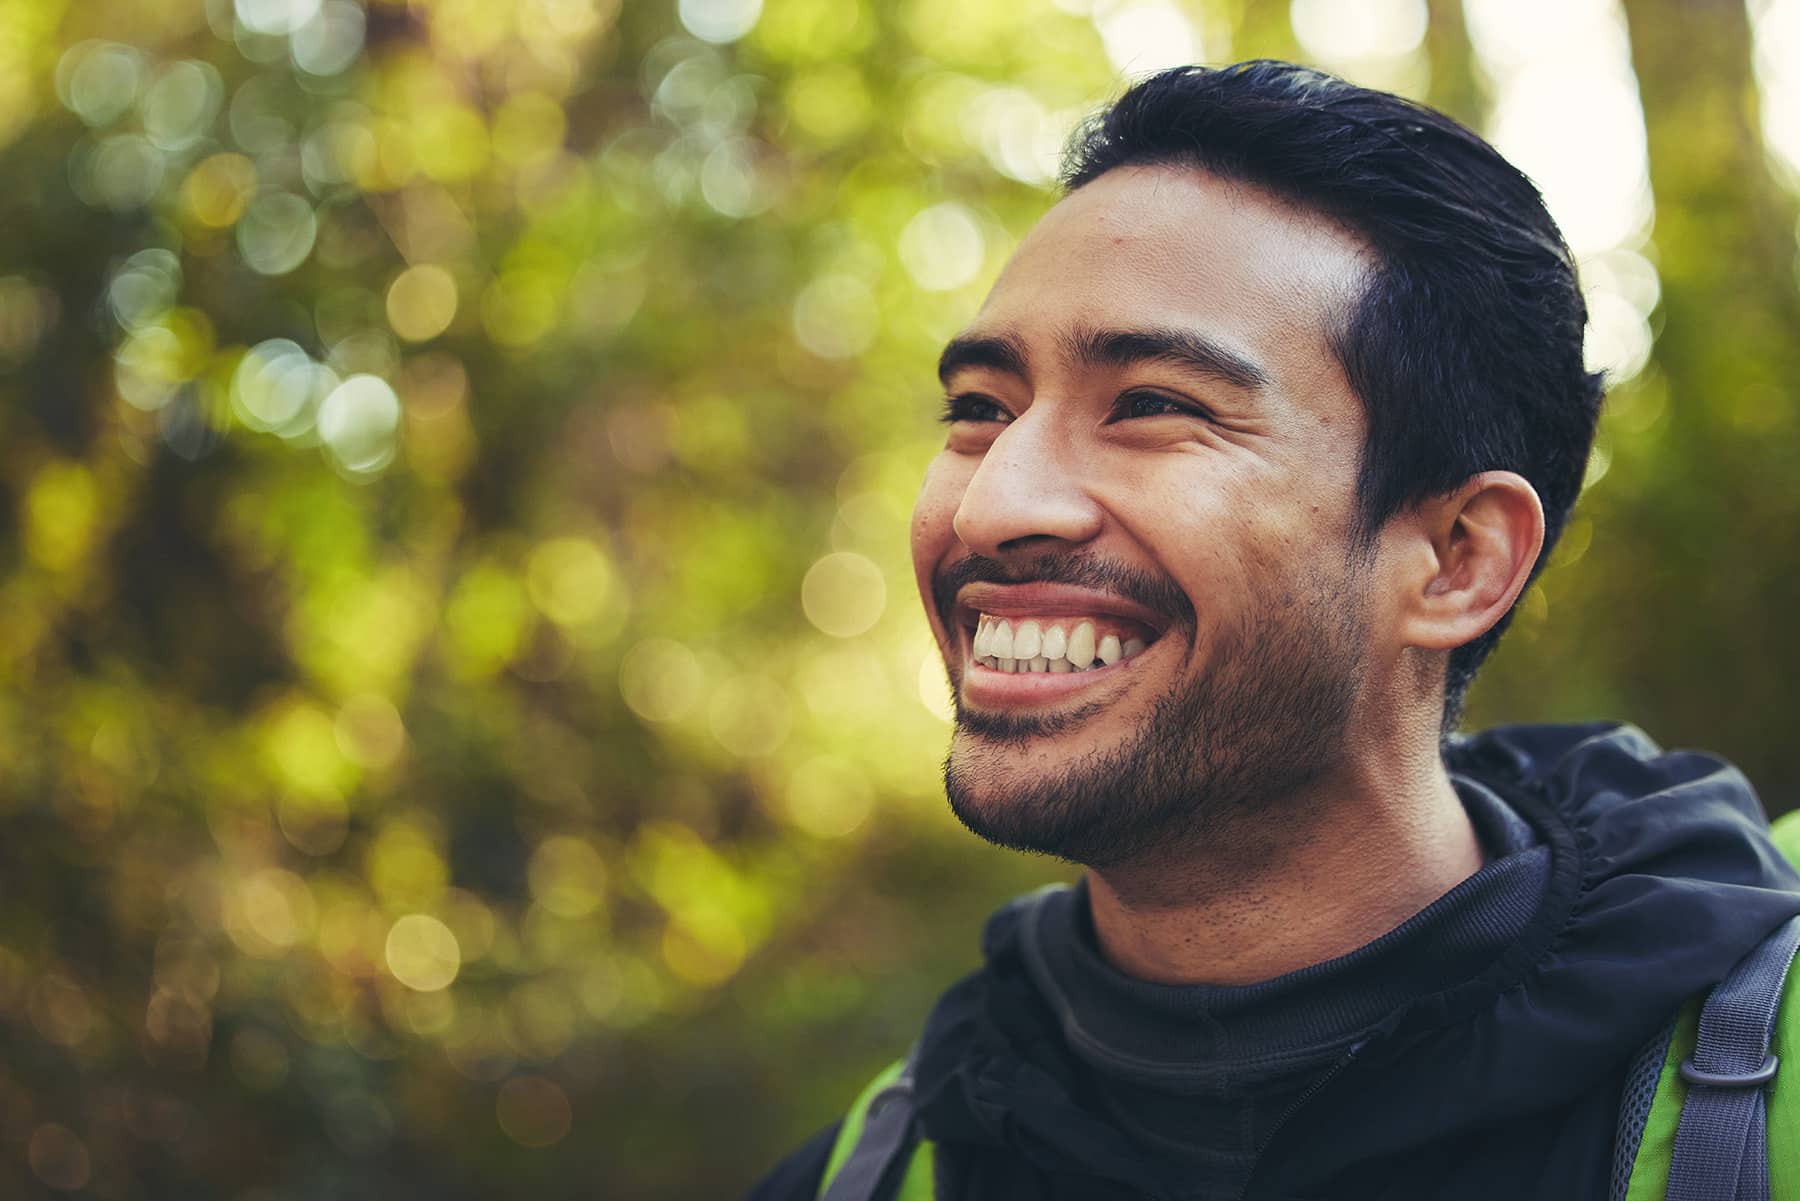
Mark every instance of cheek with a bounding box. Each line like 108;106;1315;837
1098;453;1354;621
911;452;968;584
1103;456;1269;576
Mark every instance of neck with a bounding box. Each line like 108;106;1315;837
1085;751;1483;987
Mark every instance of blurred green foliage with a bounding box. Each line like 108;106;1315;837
0;0;1794;1197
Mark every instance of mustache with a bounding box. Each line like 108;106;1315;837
932;552;1197;630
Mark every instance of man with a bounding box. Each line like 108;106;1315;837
751;61;1800;1200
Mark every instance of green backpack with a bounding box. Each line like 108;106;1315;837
818;812;1800;1201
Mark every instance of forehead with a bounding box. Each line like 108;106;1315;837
971;164;1369;395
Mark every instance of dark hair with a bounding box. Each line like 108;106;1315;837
1063;60;1605;731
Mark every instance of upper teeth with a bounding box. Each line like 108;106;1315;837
971;616;1148;673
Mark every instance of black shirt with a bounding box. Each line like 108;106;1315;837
1013;780;1549;1199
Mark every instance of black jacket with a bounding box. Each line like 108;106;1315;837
749;724;1800;1200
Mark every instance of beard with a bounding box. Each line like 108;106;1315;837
940;557;1370;870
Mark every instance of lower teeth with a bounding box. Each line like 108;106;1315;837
979;654;1127;673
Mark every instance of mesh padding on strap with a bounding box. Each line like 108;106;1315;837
1613;1017;1678;1201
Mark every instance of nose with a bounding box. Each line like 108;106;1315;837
951;410;1104;558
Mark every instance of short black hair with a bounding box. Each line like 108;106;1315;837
1063;60;1605;731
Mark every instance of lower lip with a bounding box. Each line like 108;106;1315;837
959;649;1142;707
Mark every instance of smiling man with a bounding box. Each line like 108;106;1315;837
748;62;1800;1201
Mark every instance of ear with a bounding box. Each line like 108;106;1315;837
1393;471;1546;652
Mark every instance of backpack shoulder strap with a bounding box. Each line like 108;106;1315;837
1620;915;1800;1201
815;888;1071;1201
817;1054;935;1201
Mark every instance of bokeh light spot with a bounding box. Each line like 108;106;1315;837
30;974;96;1048
260;696;353;799
27;1124;90;1192
385;914;461;992
801;551;886;638
414;105;490;182
780;756;874;838
661;914;746;986
783;64;873;143
228;73;298;154
108;248;182;332
369;819;451;909
141;61;223;151
679;0;763;44
24;462;99;573
444;562;532;677
481;270;559;347
526;537;618;628
114;324;184;411
1488;74;1651;256
1290;0;1426;62
386;264;459;342
436;890;497;966
898;202;984;291
1095;1;1198;76
292;0;367;76
496;1075;572;1147
792;274;876;359
231;339;337;437
1583;287;1653;382
182;152;257;228
707;674;792;757
968;87;1070;186
73;133;165;211
145;989;213;1067
493;92;568;166
333;693;407;769
56;41;146;127
618;638;706;723
501;979;579;1059
236;0;322;36
277;790;350;856
700;138;776;218
528;836;608;917
917;650;954;722
227;868;317;957
113;307;212;413
317;374;402;475
236;192;319;276
1752;0;1800;180
0;276;61;363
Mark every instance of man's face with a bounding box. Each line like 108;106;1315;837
911;163;1383;868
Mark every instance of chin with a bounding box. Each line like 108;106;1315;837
941;635;1368;869
941;724;1170;868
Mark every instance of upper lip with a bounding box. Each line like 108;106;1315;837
951;582;1174;637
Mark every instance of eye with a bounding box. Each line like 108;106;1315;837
1111;389;1210;422
939;393;1011;424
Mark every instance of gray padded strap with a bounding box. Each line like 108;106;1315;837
1667;915;1800;1201
819;1065;920;1201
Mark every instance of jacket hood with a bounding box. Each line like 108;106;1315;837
909;723;1800;1198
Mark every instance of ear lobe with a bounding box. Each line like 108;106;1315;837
1398;471;1546;652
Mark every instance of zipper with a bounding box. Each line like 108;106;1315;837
1233;1038;1367;1201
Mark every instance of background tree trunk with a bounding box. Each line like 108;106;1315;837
1612;0;1800;804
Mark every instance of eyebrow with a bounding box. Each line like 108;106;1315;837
937;333;1030;386
1065;323;1272;391
935;324;1272;392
